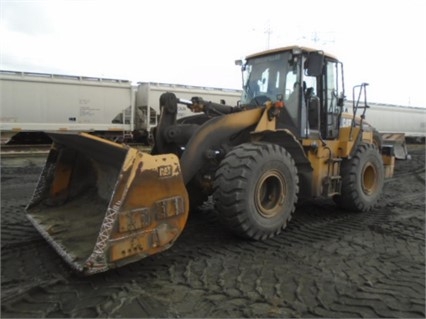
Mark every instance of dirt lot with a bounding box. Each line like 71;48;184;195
1;144;425;318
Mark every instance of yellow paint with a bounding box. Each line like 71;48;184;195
254;101;276;132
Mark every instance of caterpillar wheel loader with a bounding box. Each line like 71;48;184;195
26;46;395;275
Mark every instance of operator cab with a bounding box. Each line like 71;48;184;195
239;46;345;140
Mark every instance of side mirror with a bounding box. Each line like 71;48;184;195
236;59;247;71
305;51;324;77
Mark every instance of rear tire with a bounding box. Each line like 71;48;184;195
334;143;384;212
372;128;383;150
213;143;298;240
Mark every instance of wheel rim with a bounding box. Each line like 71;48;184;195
255;170;286;218
362;162;378;196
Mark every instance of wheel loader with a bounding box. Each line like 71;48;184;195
26;46;395;275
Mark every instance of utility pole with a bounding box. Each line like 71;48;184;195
311;31;320;43
264;21;272;49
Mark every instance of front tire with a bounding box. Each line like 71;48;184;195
213;143;298;240
334;143;384;212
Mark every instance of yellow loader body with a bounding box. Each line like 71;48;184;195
24;47;396;275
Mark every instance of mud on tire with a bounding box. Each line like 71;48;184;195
372;128;383;150
334;143;384;212
213;142;298;240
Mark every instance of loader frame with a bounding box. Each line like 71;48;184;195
25;46;395;275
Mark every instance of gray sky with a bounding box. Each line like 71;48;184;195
1;0;426;107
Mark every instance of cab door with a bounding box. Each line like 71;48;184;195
323;60;344;139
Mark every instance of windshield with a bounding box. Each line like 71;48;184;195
241;52;293;105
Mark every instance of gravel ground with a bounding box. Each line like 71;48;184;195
1;144;424;318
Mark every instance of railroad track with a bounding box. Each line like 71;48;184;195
0;143;152;157
0;144;51;157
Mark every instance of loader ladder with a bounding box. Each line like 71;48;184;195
349;82;369;138
322;156;342;197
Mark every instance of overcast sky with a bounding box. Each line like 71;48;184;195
1;0;426;107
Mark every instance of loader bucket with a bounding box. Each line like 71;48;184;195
381;133;409;160
26;132;189;275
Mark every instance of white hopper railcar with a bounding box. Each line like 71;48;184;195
0;71;242;144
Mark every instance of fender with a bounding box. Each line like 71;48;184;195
180;107;264;184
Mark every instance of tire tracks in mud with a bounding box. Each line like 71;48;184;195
1;209;424;317
391;148;425;189
1;145;425;318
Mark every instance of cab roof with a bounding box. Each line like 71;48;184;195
245;45;338;61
